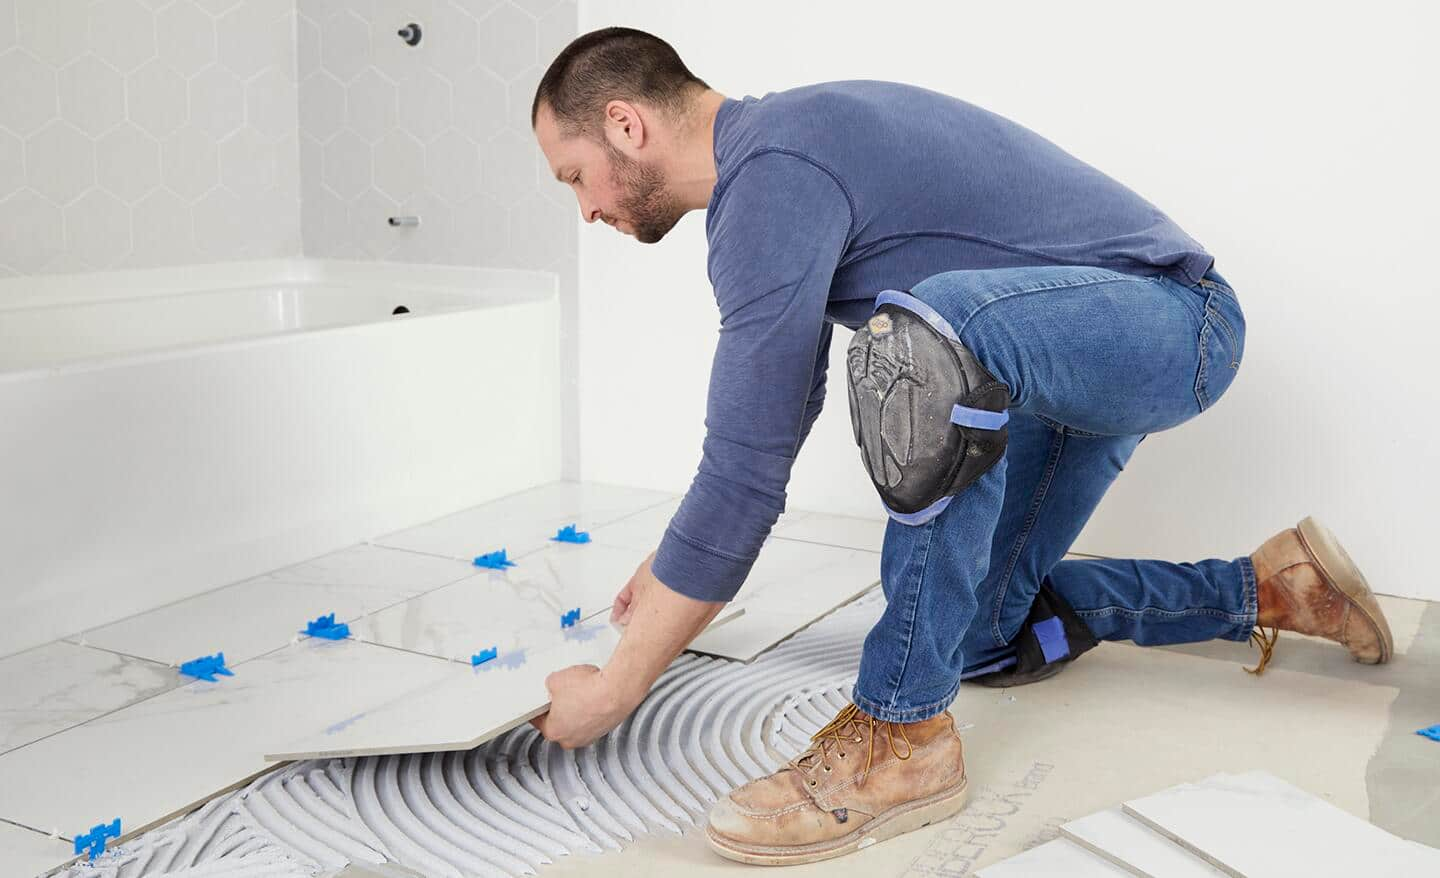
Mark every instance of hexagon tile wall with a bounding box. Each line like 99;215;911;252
297;0;578;274
0;0;303;276
0;0;579;278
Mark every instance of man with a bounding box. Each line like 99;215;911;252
528;27;1394;866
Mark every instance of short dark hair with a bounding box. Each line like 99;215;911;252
531;27;709;137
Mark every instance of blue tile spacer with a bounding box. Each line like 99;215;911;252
1418;724;1440;742
472;549;517;569
471;647;498;666
178;652;233;682
73;818;121;861
560;607;581;628
551;524;591;544
301;612;350;640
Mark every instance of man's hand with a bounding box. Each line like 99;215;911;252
531;549;726;749
530;664;638;749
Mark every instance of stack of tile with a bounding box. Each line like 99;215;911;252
979;771;1440;877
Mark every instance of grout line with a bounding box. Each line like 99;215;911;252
767;533;882;555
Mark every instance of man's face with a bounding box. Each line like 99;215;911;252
534;105;684;244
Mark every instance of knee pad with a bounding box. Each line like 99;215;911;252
846;290;1011;525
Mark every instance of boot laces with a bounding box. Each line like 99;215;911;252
789;703;914;788
1246;626;1280;675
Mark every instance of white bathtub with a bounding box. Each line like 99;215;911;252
0;260;562;658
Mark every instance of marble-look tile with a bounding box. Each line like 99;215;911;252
266;616;627;761
689;538;881;661
270;603;744;762
583;497;681;553
0;641;176;756
771;509;887;553
1121;771;1440;876
371;481;677;562
77;544;475;666
1062;807;1226;877
1;820;77;878
593;500;883;661
360;540;651;663
0;638;465;842
978;838;1133;876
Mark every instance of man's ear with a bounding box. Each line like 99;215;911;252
603;99;646;154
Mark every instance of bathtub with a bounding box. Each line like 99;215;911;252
0;260;561;658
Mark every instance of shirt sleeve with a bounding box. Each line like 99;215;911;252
652;151;853;603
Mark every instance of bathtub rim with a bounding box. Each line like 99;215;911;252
0;259;559;383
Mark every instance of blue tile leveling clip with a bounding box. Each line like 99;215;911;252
471;647;498;666
560;608;581;628
74;818;121;861
473;549;517;569
302;612;350;640
551;524;591;544
1418;724;1440;742
179;652;232;682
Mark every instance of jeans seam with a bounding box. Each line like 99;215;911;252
1195;316;1212;410
1238;553;1258;630
1197;277;1238;301
1206;303;1241;369
885;518;940;712
990;425;1065;646
1074;605;1252;624
853;680;959;724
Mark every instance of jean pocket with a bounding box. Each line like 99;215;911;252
1194;289;1245;411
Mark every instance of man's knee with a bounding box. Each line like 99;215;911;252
846;289;1010;526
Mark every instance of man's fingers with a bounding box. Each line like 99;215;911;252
530;712;550;737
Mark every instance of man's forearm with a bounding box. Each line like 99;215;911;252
602;574;726;704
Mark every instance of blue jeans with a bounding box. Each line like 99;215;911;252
851;264;1254;724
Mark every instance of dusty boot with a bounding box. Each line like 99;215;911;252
705;703;968;865
1246;515;1393;674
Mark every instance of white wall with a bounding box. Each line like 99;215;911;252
0;0;302;275
575;1;1440;600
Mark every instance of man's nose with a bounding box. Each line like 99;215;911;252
579;198;601;224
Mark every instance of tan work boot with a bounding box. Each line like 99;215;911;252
1245;515;1393;674
705;703;969;865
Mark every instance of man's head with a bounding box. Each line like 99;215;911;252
532;27;710;244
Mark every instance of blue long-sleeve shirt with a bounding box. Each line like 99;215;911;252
652;80;1213;603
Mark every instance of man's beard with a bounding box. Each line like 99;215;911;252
603;142;683;244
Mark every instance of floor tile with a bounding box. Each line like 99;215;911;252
689;538;881;661
0;641;176;756
978;838;1133;876
596;502;884;662
771;509;887;553
1122;771;1440;876
371;481;677;562
0;820;76;878
358;551;640;664
76;543;474;666
1062;807;1226;876
584;497;681;553
265;616;628;761
270;601;745;762
0;638;465;843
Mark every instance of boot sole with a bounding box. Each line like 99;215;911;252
1295;515;1394;664
704;776;969;866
